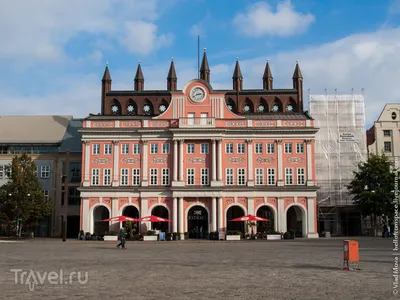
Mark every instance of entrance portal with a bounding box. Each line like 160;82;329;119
226;206;245;234
151;206;169;232
187;206;209;239
287;206;303;237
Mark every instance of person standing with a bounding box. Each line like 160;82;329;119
116;227;127;249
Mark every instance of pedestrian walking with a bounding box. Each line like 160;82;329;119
116;227;127;249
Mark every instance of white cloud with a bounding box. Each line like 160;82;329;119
389;0;400;14
233;0;315;37
0;0;171;60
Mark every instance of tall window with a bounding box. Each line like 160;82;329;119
201;143;209;154
297;168;305;185
187;144;195;154
284;143;292;154
162;143;170;154
296;143;304;154
42;190;49;200
92;144;100;155
132;169;140;186
383;130;392;137
187;168;195;185
255;143;263;154
285;168;293;185
150;144;158;154
226;168;234;185
384;141;392;152
267;143;275;154
91;169;99;185
237;143;245;154
150;169;158;185
121;144;129;154
133;144;141;154
103;168;111;185
104;144;112;155
267;168;275;185
255;168;264;185
41;165;50;178
162;168;170;186
225;143;233;154
120;168;129;185
201;168;209;185
238;168;246;185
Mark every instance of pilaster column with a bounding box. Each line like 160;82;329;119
172;197;178;233
277;197;285;233
179;140;184;182
212;197;217;232
112;141;119;187
178;197;184;239
142;140;148;186
217;140;222;181
212;139;217;182
247;197;255;234
111;197;119;230
140;197;148;233
173;140;178;182
306;139;313;186
307;197;318;238
218;197;223;231
83;141;90;186
276;139;284;186
247;139;254;186
81;198;90;232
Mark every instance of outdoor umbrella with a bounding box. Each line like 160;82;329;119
229;214;269;235
101;216;139;222
138;215;172;223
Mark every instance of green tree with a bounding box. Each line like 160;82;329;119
0;153;52;236
347;153;396;236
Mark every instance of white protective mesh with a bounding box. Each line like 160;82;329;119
308;94;368;207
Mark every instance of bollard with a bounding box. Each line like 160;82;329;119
343;240;360;270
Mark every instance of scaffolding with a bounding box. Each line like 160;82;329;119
308;93;368;235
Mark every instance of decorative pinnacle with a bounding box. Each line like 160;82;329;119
106;61;108;66
236;57;238;61
266;58;268;62
296;60;299;63
204;47;206;51
171;57;174;61
138;60;141;64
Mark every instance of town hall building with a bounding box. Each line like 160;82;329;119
78;49;319;239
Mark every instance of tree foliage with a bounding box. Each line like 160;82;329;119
0;153;52;234
347;153;396;219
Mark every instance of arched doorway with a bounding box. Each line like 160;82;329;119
287;206;304;237
187;205;209;239
256;206;275;232
93;206;109;235
123;206;140;237
226;206;245;234
151;206;169;232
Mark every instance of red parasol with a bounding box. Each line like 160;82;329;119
139;215;172;222
229;214;269;222
101;216;139;222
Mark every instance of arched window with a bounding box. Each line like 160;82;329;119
110;99;121;115
143;100;154;115
257;98;268;113
271;97;282;113
286;98;297;112
127;100;137;116
158;100;169;114
242;99;254;113
226;98;236;113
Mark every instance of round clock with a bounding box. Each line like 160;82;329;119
190;86;206;102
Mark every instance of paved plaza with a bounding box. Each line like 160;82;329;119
0;237;395;300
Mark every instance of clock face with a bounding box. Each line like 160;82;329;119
190;87;206;102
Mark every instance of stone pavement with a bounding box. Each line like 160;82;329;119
0;237;395;300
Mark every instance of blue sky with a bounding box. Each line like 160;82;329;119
1;0;400;127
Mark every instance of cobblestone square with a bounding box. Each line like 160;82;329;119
0;237;395;299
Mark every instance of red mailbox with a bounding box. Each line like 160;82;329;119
343;240;359;270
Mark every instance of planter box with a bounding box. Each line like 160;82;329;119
143;235;158;241
104;235;118;241
267;234;281;240
226;235;241;241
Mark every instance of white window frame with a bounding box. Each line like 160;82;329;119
187;168;195;185
92;144;100;155
162;168;170;186
255;168;264;185
201;168;209;185
285;168;293;185
201;143;209;154
121;144;129;154
43;190;50;200
150;144;158;154
296;143;304;154
150;168;158;185
133;144;141;154
225;143;233;154
384;141;392;152
187;144;195;154
284;143;292;154
162;143;170;154
120;168;129;186
267;143;275;154
104;144;112;155
91;168;100;185
237;143;245;154
255;143;263;154
132;168;140;186
226;168;234;185
41;165;50;178
267;168;275;185
237;168;246;185
103;168;112;185
297;168;305;185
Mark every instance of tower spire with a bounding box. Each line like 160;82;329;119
167;57;177;91
199;48;210;83
134;60;144;91
292;60;304;112
263;58;273;90
232;57;243;91
101;61;112;115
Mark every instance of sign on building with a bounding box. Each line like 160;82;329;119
339;132;355;142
